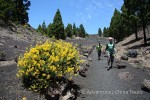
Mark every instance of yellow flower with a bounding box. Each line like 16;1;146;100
47;75;51;79
42;73;46;77
22;97;27;100
33;72;37;76
17;39;81;92
42;68;44;71
16;73;20;77
25;72;28;75
57;73;63;77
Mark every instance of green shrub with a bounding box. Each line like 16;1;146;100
17;40;81;92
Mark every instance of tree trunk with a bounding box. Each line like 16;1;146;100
143;25;147;45
141;16;147;45
135;24;138;40
135;32;138;40
146;26;149;34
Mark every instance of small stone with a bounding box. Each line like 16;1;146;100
118;72;133;80
117;64;126;69
134;60;140;63
60;91;73;100
121;55;128;60
83;53;88;57
86;63;90;67
14;45;17;48
141;79;150;92
15;56;18;62
79;71;86;77
127;49;138;58
0;43;3;46
88;57;92;62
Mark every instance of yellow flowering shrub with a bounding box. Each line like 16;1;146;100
17;40;81;92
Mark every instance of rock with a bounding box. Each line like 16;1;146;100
78;66;87;77
14;56;18;62
146;51;149;54
22;97;27;100
79;71;86;77
1;39;5;43
60;91;74;100
14;45;17;48
134;60;140;63
0;52;6;61
117;64;127;69
81;66;88;71
121;55;128;60
83;50;89;54
88;57;92;62
115;59;121;63
86;62;90;67
127;49;138;58
0;43;3;46
118;72;133;80
141;79;150;92
83;53;89;57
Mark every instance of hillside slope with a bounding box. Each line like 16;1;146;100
0;23;94;99
115;28;150;68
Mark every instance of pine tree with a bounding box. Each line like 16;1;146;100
98;28;102;37
0;0;15;26
76;27;79;37
47;23;53;37
15;0;30;24
65;23;72;38
78;24;86;38
41;21;47;34
37;24;42;33
121;3;139;40
52;9;65;39
109;9;123;42
0;0;30;25
72;23;77;36
121;4;132;38
124;0;149;45
103;27;110;37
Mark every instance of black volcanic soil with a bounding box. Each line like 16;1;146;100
0;28;150;100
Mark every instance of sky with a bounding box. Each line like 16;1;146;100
28;0;124;34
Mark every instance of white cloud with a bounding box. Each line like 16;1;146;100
76;0;117;24
104;0;114;9
76;12;86;24
88;14;92;19
92;0;103;8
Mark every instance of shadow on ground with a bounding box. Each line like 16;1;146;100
122;38;143;46
128;43;150;49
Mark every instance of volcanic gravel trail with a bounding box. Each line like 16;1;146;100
74;36;150;100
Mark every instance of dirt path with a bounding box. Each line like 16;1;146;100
74;39;150;100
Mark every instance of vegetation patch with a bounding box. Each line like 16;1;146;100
17;40;82;94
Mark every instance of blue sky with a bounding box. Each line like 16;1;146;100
28;0;123;34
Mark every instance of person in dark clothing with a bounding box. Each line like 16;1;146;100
96;42;102;60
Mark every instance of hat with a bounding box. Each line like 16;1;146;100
108;37;113;40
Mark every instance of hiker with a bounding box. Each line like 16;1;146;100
96;41;102;60
105;37;115;70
